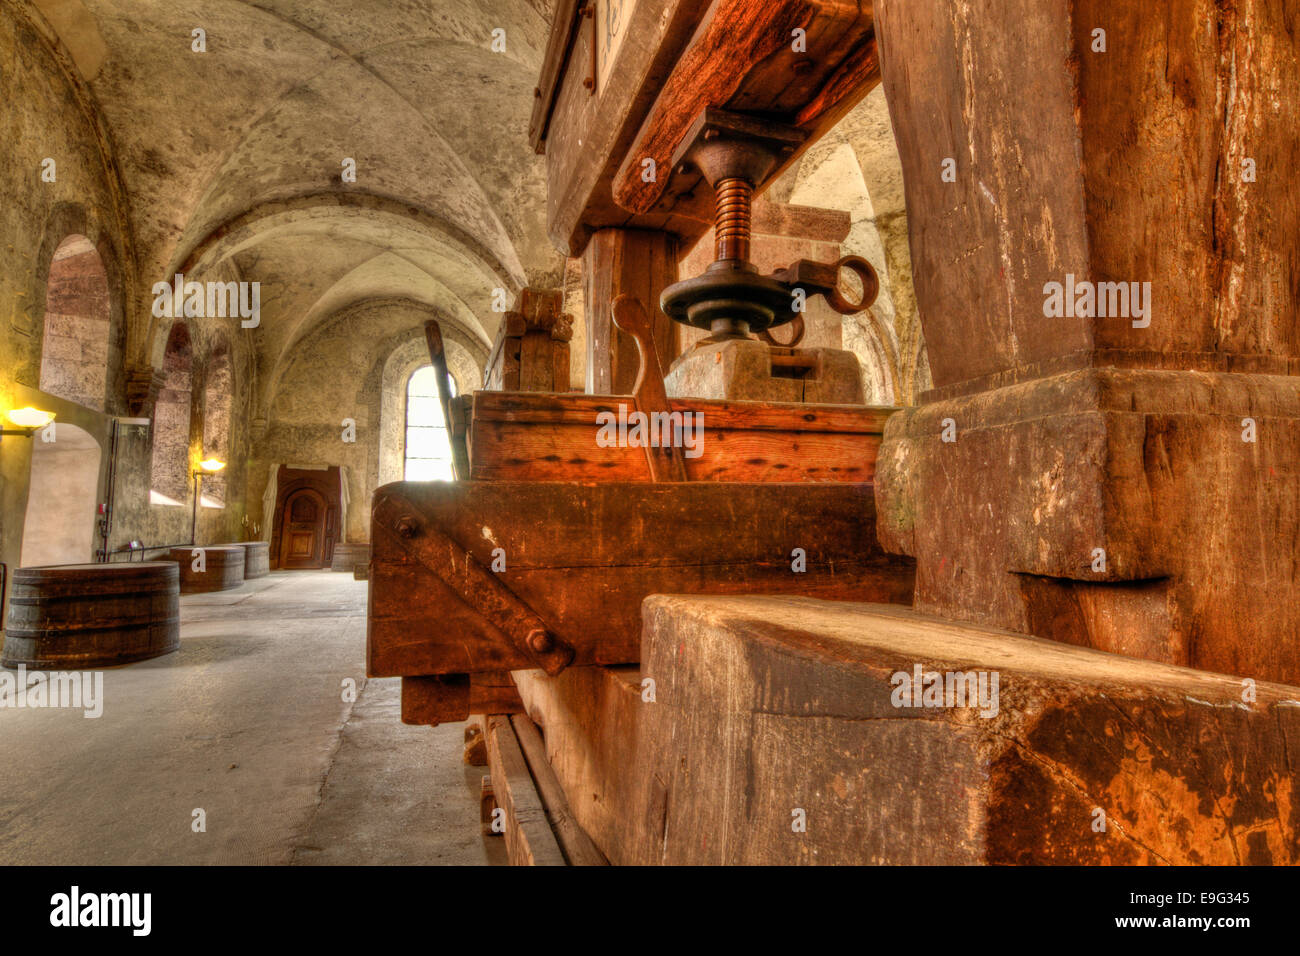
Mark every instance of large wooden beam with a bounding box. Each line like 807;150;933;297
539;0;879;257
367;480;914;679
517;596;1300;864
581;228;678;394
465;391;893;484
610;0;878;217
873;0;1300;684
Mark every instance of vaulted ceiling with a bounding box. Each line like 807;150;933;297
33;0;562;403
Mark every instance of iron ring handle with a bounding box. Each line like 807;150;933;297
825;255;880;315
761;314;806;348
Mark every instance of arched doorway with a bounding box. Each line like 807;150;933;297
39;235;111;411
278;488;327;569
19;424;102;567
269;467;341;569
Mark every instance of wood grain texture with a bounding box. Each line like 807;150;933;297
523;597;1300;864
511;713;609;865
400;673;525;727
467;390;892;483
545;0;707;255
485;715;566;866
582;229;679;394
367;480;915;677
611;0;878;216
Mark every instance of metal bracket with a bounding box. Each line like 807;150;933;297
375;493;575;676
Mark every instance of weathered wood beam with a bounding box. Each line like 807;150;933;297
610;0;879;218
581;228;678;394
485;715;566;866
511;713;608;866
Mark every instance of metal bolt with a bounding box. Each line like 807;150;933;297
395;515;419;538
526;629;554;654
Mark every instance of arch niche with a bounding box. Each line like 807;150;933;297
39;235;112;410
20;424;102;567
149;322;194;506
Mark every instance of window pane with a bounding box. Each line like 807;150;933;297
405;457;454;482
406;426;450;459
407;395;444;424
408;366;442;398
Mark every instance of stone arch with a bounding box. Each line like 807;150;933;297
20;423;102;567
776;85;929;404
149;321;194;505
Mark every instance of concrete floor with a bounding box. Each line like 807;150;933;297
0;570;505;865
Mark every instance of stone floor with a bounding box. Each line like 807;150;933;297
0;570;504;865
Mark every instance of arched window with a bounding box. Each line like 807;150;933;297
150;322;193;505
404;365;456;481
39;235;111;410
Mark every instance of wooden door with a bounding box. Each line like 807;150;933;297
279;488;326;569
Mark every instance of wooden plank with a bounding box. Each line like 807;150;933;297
465;391;895;484
367;480;915;677
468;417;882;483
510;713;609;865
485;715;566;866
471;391;896;433
529;0;586;152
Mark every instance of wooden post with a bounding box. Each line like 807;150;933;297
581;229;679;395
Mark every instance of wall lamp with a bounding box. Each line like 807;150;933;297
0;407;57;439
190;457;227;545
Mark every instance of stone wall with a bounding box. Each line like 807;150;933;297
247;298;486;547
0;1;255;575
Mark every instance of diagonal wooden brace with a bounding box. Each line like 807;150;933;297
373;491;575;675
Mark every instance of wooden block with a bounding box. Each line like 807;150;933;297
485;715;566;866
464;716;488;766
400;672;526;726
516;288;564;324
519;331;554;391
523;597;1300;864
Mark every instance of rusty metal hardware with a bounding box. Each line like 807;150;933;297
375;492;575;676
659;108;880;341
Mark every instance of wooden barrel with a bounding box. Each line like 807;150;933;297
2;562;180;669
330;542;370;573
167;546;245;593
216;541;270;579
